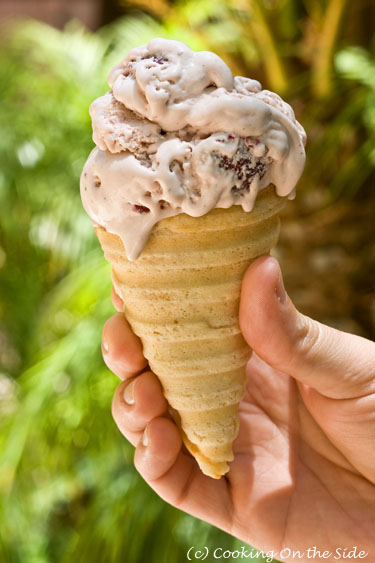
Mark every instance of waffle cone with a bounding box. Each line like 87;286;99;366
95;185;285;478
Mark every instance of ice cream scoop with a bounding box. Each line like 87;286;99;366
81;38;306;261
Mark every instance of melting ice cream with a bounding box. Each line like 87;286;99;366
81;38;306;260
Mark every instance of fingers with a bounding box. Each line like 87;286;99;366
133;417;232;528
112;287;124;312
134;416;182;479
112;371;168;445
112;373;232;529
102;313;147;379
239;256;375;399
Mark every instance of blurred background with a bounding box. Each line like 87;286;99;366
0;1;374;562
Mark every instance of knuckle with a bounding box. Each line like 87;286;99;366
295;314;323;361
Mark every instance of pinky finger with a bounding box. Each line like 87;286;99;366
112;287;124;312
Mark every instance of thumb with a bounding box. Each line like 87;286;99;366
239;256;375;399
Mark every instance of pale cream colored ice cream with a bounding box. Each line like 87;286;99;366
81;38;306;260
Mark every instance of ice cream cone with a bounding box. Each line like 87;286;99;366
94;185;286;478
81;39;305;478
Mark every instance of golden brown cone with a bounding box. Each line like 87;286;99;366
95;185;286;478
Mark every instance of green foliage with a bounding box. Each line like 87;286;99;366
0;4;373;562
0;16;266;563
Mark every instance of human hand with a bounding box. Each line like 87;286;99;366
102;256;375;561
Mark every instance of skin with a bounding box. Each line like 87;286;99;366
102;257;375;562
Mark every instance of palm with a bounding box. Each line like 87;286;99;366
222;352;375;553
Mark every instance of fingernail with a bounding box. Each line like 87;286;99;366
275;272;287;304
102;341;109;354
123;379;136;405
141;426;149;447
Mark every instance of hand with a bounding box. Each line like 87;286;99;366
102;257;375;561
